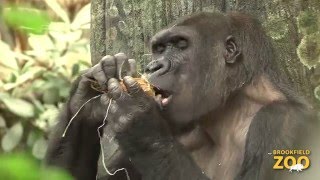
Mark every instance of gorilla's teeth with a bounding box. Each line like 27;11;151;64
161;95;172;106
161;98;169;106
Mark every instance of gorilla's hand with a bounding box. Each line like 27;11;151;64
99;77;210;180
104;76;173;153
46;54;137;180
69;53;137;127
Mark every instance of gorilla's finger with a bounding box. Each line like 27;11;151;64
113;115;131;133
109;100;119;114
84;63;108;90
78;74;94;93
101;94;119;114
123;76;144;96
128;59;138;77
101;55;117;79
107;78;123;100
114;53;129;79
100;94;111;106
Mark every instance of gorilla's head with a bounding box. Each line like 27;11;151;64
145;12;273;126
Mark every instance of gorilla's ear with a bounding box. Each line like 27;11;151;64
224;36;241;64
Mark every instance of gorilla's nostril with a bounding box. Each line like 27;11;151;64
151;64;163;72
146;59;171;76
146;61;164;73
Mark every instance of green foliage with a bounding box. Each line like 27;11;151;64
266;14;289;40
3;5;50;34
0;2;91;158
297;33;320;69
297;10;319;35
297;10;320;69
0;153;72;180
315;85;320;100
296;9;320;101
1;123;23;152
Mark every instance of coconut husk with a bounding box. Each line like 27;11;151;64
90;77;155;97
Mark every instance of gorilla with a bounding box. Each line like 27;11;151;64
45;12;318;180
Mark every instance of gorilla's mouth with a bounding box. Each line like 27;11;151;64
153;87;173;107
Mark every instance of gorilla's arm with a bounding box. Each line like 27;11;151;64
235;102;314;180
105;77;210;180
45;77;102;180
125;139;210;180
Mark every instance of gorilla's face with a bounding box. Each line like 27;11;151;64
146;13;242;126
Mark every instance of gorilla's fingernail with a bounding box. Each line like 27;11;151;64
101;55;113;60
109;83;119;90
123;76;133;81
100;94;110;105
108;78;118;85
114;53;127;59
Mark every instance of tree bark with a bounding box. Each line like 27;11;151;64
90;0;106;65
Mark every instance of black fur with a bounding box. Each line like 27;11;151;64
45;12;317;180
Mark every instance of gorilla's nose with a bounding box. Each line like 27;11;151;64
145;59;170;76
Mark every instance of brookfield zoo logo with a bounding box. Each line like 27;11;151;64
269;149;311;173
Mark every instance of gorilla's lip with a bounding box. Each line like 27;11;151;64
153;87;173;107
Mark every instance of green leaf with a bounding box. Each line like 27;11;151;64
0;96;35;118
0;153;72;179
27;131;39;148
43;87;60;104
40;167;72;180
3;6;50;34
36;105;59;130
0;154;39;179
32;137;48;159
72;63;80;77
3;66;43;91
0;115;6;128
1;123;23;152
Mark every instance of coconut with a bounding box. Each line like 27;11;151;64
90;77;155;96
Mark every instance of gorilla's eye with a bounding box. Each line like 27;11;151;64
170;36;188;50
152;44;166;54
176;39;188;49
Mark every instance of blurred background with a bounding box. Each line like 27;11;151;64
0;0;319;179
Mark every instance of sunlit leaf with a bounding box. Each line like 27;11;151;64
0;41;18;73
44;0;70;24
28;34;55;52
3;67;43;91
0;96;35;118
1;123;23;152
32;137;48;159
71;3;91;30
3;6;50;34
36;105;59;130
